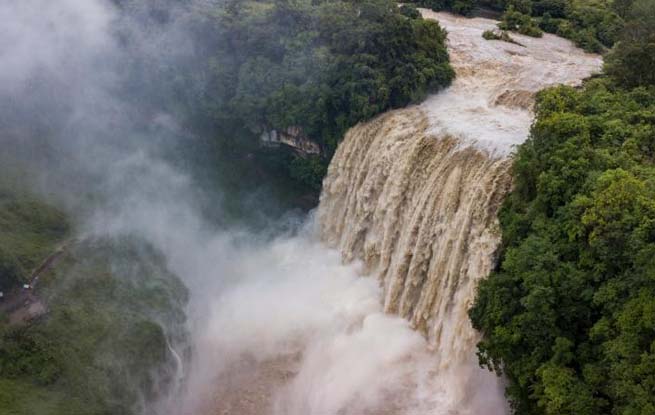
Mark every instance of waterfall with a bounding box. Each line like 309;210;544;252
318;110;512;364
317;8;602;400
174;11;603;415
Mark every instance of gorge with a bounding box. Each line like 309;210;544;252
319;6;601;381
3;1;640;414
181;10;602;415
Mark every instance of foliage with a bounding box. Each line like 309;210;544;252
0;238;189;415
482;29;500;39
0;183;69;292
400;3;422;19
605;0;655;88
0;379;89;415
482;29;524;45
289;155;328;191
411;0;477;16
498;7;543;37
193;0;454;190
470;75;655;414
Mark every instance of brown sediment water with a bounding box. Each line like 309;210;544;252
203;11;602;415
313;10;602;414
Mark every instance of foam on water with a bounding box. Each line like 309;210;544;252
315;11;603;415
419;11;603;157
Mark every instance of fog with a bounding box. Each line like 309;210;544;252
0;1;507;414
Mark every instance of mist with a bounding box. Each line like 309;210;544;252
0;1;509;414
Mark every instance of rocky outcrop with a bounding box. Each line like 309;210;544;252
260;127;321;156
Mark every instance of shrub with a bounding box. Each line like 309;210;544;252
400;4;422;19
605;0;655;88
498;7;543;37
453;0;476;15
482;29;524;46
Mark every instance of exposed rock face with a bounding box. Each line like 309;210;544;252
260;126;321;156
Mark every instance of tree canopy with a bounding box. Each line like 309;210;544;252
605;0;655;88
191;0;454;190
470;3;655;412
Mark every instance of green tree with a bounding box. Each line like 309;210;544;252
605;0;655;88
195;0;454;190
471;79;655;414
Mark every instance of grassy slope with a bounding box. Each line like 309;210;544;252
0;379;88;415
0;182;188;415
0;180;69;292
0;240;189;415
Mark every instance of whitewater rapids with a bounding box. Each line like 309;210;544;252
315;10;602;415
419;10;602;155
169;11;602;415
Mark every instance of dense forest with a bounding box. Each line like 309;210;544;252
470;0;655;413
0;239;188;415
185;0;454;191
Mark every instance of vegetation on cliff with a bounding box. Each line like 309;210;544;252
187;0;454;191
470;1;655;413
0;187;188;415
0;181;69;293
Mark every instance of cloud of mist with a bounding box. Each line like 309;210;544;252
0;1;507;414
0;0;114;94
